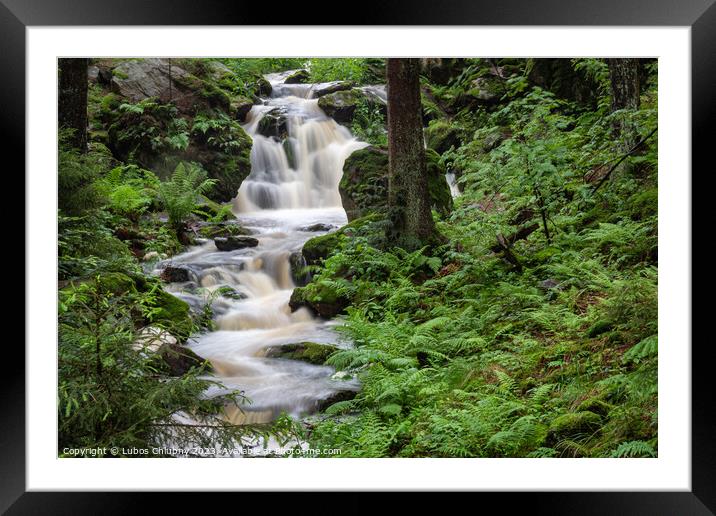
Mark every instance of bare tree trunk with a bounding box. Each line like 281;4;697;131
607;58;640;145
58;58;89;152
386;58;437;250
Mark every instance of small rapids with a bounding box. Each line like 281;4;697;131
155;70;371;440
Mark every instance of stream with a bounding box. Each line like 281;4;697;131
155;71;371;439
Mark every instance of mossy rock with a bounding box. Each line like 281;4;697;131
150;289;193;339
284;69;310;84
311;81;354;98
301;232;343;266
317;89;361;124
155;342;211;376
576;398;613;416
424;120;461;155
232;96;255;123
289;284;351;319
587;320;614;338
264;342;338;365
548;411;602;439
255;75;272;96
197;222;251;239
301;214;378;266
94;272;137;296
340;146;452;221
339;146;389;221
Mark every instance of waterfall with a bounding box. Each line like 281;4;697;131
158;70;365;433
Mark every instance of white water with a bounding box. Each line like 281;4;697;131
157;71;369;428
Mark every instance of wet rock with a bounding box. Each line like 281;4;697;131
257;107;289;139
263;342;338;365
284;69;310;84
214;235;259;251
215;285;247;301
300;223;335;232
232;96;255;123
157;342;212;376
289;284;351;319
133;326;177;354
317;89;361;124
289;251;311;287
311;81;354;98
197;221;252;239
160;265;193;283
315;389;358;413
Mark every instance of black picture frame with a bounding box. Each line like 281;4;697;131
5;0;711;512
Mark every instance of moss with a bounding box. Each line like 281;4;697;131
587;320;614;338
150;289;193;339
317;89;361;124
302;214;377;266
284;69;310;84
576;398;613;416
265;342;338;365
95;272;137;295
424;120;461;154
289;284;351;319
339;146;389;221
548;411;602;438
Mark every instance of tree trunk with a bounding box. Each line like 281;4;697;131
58;58;89;152
606;58;640;144
385;58;437;250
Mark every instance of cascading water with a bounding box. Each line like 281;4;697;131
156;70;370;433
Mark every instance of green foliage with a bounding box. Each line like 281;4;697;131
158;162;216;231
309;58;371;84
307;58;658;458
95;165;160;220
350;98;387;146
58;278;300;455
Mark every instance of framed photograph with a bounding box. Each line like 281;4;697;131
6;0;711;512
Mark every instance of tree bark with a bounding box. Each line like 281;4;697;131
58;58;89;152
607;58;641;112
385;58;437;250
606;58;640;144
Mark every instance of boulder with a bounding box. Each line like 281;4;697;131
263;342;338;365
315;389;358;413
300;223;335;232
284;69;310;84
232;96;255;123
289;283;351;319
424;120;461;155
160;265;193;283
257;107;290;139
197;221;252;239
133;326;178;354
289;251;311;286
214;235;259;251
339;146;389;221
340;146;452;221
157;342;211;376
110;58;230;115
310;81;354;98
317;89;361;124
